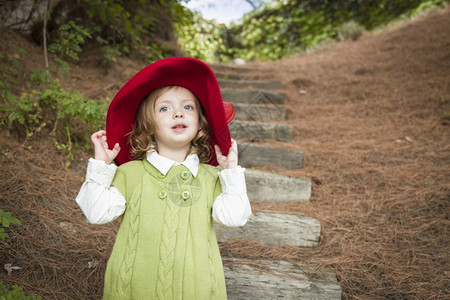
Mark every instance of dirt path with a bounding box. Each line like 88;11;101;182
0;6;449;300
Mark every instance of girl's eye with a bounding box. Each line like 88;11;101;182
159;107;170;112
184;105;194;111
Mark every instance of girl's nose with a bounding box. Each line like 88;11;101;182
173;109;184;119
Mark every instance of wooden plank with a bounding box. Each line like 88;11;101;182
211;64;260;73
222;89;286;105
230;121;293;142
223;258;342;300
245;169;311;203
215;73;242;80
216;210;320;247
238;143;303;169
234;103;287;121
219;80;281;90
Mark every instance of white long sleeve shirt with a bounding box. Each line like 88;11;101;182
76;152;252;227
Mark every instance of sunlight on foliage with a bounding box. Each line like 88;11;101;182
176;0;449;61
337;21;364;41
174;9;229;62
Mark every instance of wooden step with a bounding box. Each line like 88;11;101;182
215;72;242;81
216;210;320;247
219;80;281;90
223;258;342;300
238;143;303;170
234;103;287;121
211;64;260;73
245;169;311;203
230;121;293;142
222;89;286;105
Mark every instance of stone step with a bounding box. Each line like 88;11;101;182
245;169;311;203
216;210;320;247
234;103;287;121
238;143;303;170
230;121;293;142
219;79;281;90
222;89;286;105
223;258;342;300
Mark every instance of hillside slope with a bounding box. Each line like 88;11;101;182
1;6;449;299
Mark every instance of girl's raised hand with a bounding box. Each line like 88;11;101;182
91;130;121;165
214;139;238;169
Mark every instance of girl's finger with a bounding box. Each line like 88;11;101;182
228;139;238;155
214;144;222;158
101;135;109;148
91;130;106;142
111;143;121;156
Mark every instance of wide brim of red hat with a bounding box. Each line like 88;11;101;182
106;57;235;166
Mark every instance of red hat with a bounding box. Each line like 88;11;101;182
106;57;235;166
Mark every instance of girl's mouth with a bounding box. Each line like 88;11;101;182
172;124;187;131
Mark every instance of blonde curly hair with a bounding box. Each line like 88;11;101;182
129;86;212;163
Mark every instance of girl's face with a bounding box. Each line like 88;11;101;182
153;86;200;152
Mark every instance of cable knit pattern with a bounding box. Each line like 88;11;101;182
208;216;218;297
102;160;227;299
156;168;181;299
116;184;141;297
104;161;144;298
203;165;223;298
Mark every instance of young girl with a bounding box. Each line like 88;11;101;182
76;57;252;299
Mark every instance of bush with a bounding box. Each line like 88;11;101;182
174;9;228;62
48;19;91;61
337;20;365;41
0;281;41;300
0;78;107;167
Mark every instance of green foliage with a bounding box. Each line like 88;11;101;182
0;73;107;166
49;19;91;61
176;0;449;62
0;209;20;240
235;6;336;61
174;9;228;62
29;69;49;86
78;0;184;63
0;281;41;300
0;45;26;94
337;20;364;41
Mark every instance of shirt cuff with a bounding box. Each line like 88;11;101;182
86;158;117;187
218;166;247;194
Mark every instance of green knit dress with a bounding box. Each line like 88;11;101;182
103;159;227;299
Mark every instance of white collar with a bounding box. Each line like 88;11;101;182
146;151;199;177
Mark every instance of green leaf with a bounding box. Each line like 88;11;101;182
2;218;10;228
10;218;21;225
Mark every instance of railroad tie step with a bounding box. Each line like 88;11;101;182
215;73;242;80
230;120;293;142
219;79;281;90
245;169;311;203
216;210;320;248
222;89;286;105
238;143;303;169
210;64;260;73
234;103;287;121
223;258;342;300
